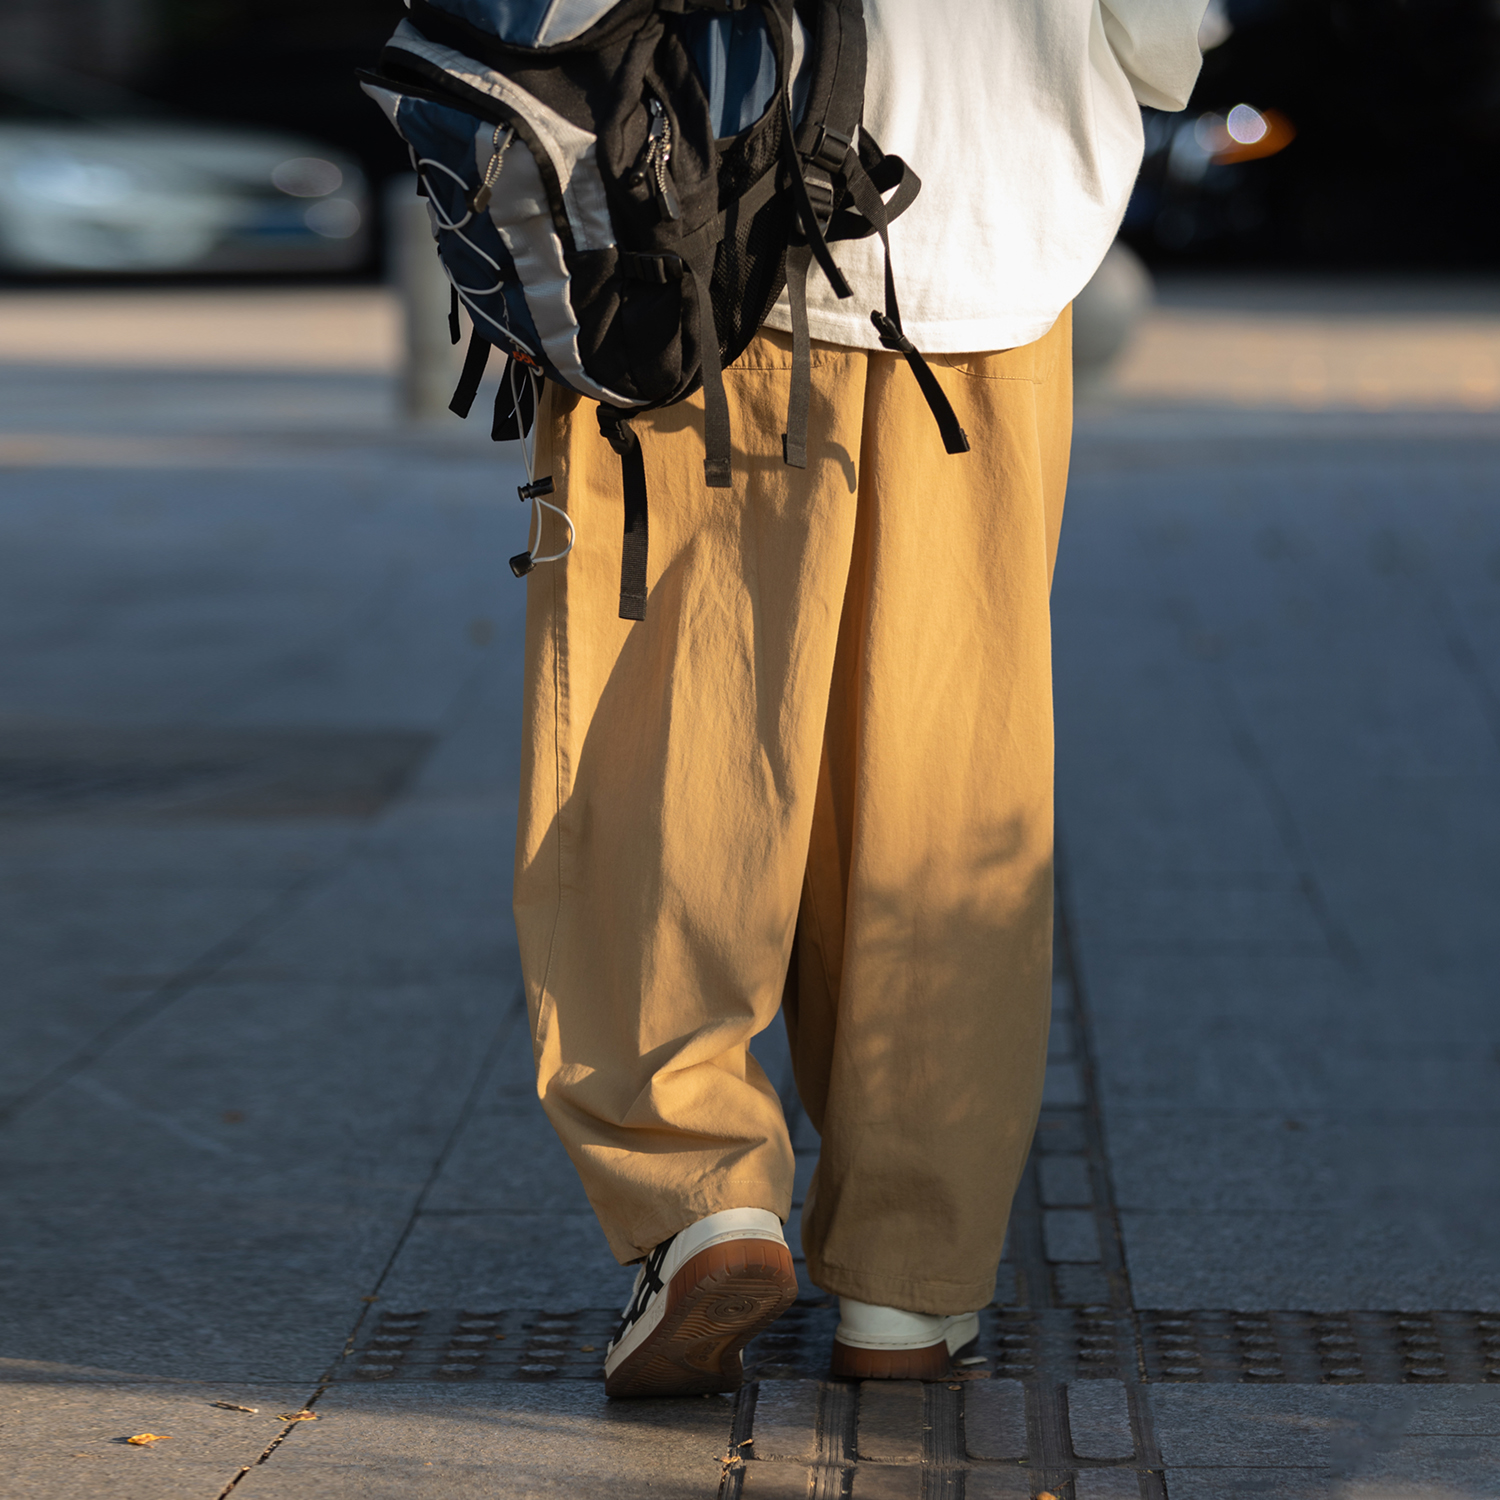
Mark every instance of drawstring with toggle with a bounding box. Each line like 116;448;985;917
507;358;572;577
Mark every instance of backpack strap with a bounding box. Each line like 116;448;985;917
835;131;970;456
777;0;862;466
448;327;492;418
773;0;966;462
694;263;733;488
791;0;866;213
781;242;813;467
598;408;651;620
594;259;725;622
491;356;539;442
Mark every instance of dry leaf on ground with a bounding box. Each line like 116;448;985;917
277;1411;319;1422
126;1433;171;1446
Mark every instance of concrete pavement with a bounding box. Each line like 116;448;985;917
1;282;1498;1498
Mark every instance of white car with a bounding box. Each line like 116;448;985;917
0;73;370;275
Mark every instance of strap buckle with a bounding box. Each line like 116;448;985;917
597;409;637;458
800;176;835;219
870;310;911;354
807;124;853;172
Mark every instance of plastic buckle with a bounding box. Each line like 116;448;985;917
598;414;636;458
870;310;911;354
809;125;852;172
802;176;835;218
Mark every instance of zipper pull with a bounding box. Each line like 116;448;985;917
626;98;679;221
468;123;513;215
651;100;679;221
626;100;663;185
654;145;680;221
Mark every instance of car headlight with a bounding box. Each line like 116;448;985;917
271;157;344;197
8;154;141;208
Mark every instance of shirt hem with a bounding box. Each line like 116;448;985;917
760;303;1065;355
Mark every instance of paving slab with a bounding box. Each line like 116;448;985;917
228;1382;736;1499
0;1381;310;1500
1150;1386;1500;1497
1057;413;1500;1316
0;975;524;1382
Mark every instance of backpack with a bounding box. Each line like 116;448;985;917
360;0;968;619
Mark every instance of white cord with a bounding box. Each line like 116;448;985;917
513;360;574;566
414;157;476;230
528;495;577;566
414;155;509;298
414;146;573;569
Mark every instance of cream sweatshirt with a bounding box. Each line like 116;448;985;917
763;0;1208;352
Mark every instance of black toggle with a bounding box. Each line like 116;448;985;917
518;476;555;501
509;551;535;578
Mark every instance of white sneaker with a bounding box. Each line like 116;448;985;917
603;1208;798;1398
830;1296;981;1380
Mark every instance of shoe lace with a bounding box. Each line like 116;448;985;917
611;1233;677;1346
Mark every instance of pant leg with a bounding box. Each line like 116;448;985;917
513;331;871;1265
785;308;1073;1314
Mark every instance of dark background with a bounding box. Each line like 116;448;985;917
3;0;1499;269
1124;0;1500;267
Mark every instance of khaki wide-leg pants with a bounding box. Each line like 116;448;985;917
514;309;1071;1315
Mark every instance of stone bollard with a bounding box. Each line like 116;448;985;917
1072;239;1153;395
385;174;465;422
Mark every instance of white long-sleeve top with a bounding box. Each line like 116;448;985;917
762;0;1207;352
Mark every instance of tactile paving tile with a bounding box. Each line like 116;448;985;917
1138;1309;1500;1385
341;1308;616;1381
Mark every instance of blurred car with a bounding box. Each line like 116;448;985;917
1121;100;1296;257
0;71;370;275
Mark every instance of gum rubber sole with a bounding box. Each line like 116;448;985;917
829;1338;953;1380
603;1238;798;1399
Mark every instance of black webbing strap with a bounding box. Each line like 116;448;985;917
778;94;852;301
448;283;461;345
449;327;491;418
870;311;969;455
792;0;867;183
693;263;733;487
598;408;649;620
671;163;781;271
491;358;537;442
838;149;970;456
782;243;813;468
825;139;921;243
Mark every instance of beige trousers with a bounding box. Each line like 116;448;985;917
514;309;1071;1314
